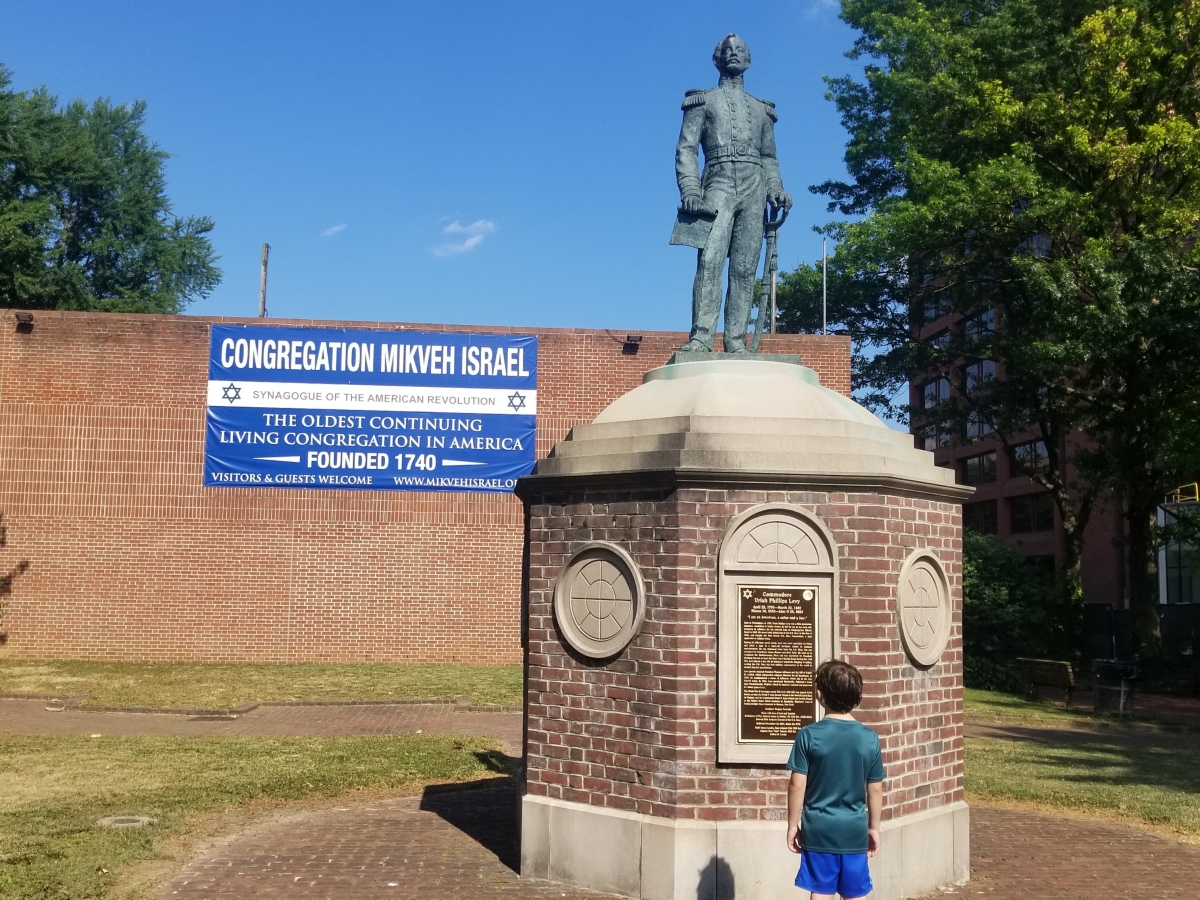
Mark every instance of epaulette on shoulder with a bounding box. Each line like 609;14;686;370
747;91;778;122
682;89;707;111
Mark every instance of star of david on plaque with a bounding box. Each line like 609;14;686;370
507;391;527;412
222;383;242;403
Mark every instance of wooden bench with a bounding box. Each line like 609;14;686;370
1017;658;1079;707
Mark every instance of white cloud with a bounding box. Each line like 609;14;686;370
321;223;348;237
430;219;496;257
805;0;839;18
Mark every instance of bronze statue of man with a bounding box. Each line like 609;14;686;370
674;34;791;353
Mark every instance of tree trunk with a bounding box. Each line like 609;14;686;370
1126;498;1162;654
1055;508;1087;660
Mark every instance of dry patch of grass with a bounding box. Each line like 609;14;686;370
0;732;505;900
0;661;522;708
966;732;1200;844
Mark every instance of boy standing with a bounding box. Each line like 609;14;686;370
785;660;885;899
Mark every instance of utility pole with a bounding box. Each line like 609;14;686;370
258;243;270;318
822;238;827;336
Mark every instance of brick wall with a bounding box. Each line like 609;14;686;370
0;311;849;663
524;488;963;822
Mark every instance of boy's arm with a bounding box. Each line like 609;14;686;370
866;781;883;858
786;772;806;853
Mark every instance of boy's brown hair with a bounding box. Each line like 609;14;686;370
815;659;863;713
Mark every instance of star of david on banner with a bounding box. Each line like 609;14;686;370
204;326;537;494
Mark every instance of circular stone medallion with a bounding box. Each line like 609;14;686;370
897;551;952;668
553;543;646;659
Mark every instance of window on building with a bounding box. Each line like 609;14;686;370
964;309;996;339
965;411;995;441
963;359;996;393
926;330;950;349
964;500;998;534
1018;235;1052;258
1010;493;1055;533
922;377;951;409
916;423;952;451
1011;439;1050;475
921;288;949;322
962;451;997;485
1162;505;1200;604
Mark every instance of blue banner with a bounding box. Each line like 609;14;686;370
204;325;537;492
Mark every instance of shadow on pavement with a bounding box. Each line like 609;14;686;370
420;763;521;873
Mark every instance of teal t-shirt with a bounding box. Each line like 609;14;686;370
785;717;885;854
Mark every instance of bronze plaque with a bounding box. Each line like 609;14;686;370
739;585;817;741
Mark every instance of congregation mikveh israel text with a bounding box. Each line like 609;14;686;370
218;336;531;377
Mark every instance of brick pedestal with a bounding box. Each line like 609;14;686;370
516;360;971;900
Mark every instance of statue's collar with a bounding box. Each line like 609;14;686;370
717;74;745;91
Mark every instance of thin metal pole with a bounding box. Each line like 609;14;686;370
770;268;777;334
822;238;827;335
258;243;270;318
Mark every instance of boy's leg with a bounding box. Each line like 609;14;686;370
837;852;874;899
795;851;841;898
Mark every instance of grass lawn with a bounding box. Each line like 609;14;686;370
966;732;1200;844
966;687;1200;842
0;732;506;900
0;661;523;709
965;687;1101;725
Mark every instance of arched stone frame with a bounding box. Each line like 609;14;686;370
717;504;839;764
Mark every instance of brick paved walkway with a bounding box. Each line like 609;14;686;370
9;698;1200;897
1033;689;1200;729
159;782;605;900
157;782;1200;900
963;804;1200;898
8;697;1178;757
0;699;522;750
963;720;1197;749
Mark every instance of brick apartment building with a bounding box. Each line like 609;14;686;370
910;306;1127;609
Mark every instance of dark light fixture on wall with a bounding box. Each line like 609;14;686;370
13;312;33;333
605;329;644;355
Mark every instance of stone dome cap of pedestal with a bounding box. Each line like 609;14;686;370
529;358;968;498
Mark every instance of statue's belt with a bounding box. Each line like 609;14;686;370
701;151;764;166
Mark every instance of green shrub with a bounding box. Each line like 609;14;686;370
962;529;1055;691
963;657;1025;693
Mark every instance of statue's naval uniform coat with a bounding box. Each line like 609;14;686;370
675;79;784;352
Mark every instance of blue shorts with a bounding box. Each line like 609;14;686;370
795;850;872;898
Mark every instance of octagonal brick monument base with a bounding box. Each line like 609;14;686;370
516;359;972;900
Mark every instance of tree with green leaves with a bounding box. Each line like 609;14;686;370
962;528;1055;688
779;0;1200;650
0;66;220;312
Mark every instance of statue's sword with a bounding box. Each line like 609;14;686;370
750;204;789;352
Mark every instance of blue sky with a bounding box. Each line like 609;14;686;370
3;1;860;332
